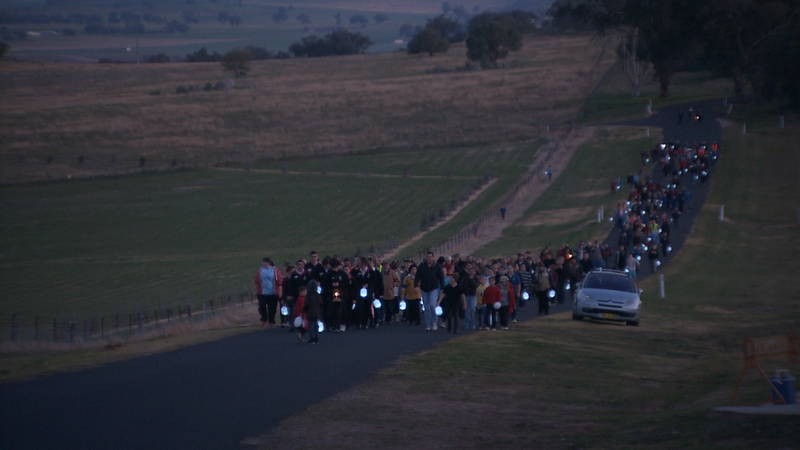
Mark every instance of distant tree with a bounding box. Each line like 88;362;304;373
289;29;372;57
221;48;251;76
427;15;466;42
186;47;222;62
146;53;170;63
228;16;242;26
335;12;342;26
217;11;231;23
0;42;8;59
272;7;289;23
244;46;274;59
466;12;523;68
442;2;451;14
296;13;312;25
374;13;389;24
350;14;368;27
165;20;190;33
407;26;450;56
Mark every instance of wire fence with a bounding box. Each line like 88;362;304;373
2;291;255;345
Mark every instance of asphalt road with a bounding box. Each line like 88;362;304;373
0;100;723;450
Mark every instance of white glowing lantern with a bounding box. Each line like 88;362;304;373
547;289;556;299
435;306;443;316
635;255;642;262
317;320;325;333
667;245;673;253
399;300;407;311
493;301;502;310
360;287;368;298
316;285;322;295
293;316;303;328
373;299;382;309
280;306;289;316
566;282;571;291
522;291;530;301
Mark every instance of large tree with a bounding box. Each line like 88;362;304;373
549;0;700;97
221;48;251;77
466;12;524;68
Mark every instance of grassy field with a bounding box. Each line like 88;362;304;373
0;33;614;184
256;114;800;449
0;168;476;324
475;126;658;257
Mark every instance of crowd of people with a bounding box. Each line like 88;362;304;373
254;140;719;343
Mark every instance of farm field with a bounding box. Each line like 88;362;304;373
0;167;477;325
475;126;657;257
0;33;613;184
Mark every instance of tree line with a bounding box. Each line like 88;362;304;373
548;0;800;106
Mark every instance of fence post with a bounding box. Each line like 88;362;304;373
741;123;747;136
597;205;604;223
659;274;666;299
69;322;75;343
82;320;88;341
779;115;785;129
128;313;133;335
719;204;725;222
52;318;57;342
187;305;192;319
115;313;119;332
34;315;40;341
101;316;105;337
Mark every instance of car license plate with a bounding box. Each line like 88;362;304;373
601;313;615;319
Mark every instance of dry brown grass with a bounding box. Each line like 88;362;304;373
0;34;615;183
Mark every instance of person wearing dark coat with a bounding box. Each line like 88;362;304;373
304;280;323;344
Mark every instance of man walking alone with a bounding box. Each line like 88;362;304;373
255;257;283;327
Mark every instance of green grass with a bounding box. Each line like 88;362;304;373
254;140;545;259
476;127;658;257
256;113;800;450
0;168;474;323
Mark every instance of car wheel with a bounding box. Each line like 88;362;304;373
626;320;639;327
572;312;583;321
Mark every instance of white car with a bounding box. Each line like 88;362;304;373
572;269;641;326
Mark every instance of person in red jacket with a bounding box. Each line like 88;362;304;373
482;276;500;330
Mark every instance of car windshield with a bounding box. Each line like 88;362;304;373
583;273;636;293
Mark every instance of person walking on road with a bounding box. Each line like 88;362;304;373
415;251;444;331
535;263;551;315
401;264;422;326
439;273;466;334
304;281;322;344
255;257;283;327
